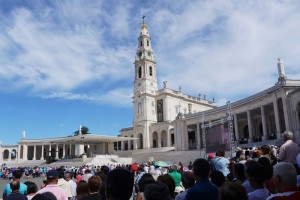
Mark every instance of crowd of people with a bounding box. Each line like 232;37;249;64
1;130;300;200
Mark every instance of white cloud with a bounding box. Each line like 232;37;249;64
42;87;133;107
0;2;134;94
0;0;300;106
150;1;300;102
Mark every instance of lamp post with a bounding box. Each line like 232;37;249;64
200;112;207;159
226;101;235;158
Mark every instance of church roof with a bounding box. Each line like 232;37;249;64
18;134;137;145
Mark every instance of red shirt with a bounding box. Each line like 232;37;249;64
76;174;82;182
268;186;300;200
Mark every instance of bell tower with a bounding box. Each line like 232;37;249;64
133;18;158;148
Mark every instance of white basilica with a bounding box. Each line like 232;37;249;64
1;22;300;164
119;22;300;153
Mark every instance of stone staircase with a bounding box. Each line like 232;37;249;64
114;147;204;166
4;160;46;167
45;158;94;167
237;139;283;148
130;150;202;166
88;155;132;166
115;147;175;157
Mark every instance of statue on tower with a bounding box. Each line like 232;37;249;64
22;131;26;139
163;81;167;88
277;58;287;81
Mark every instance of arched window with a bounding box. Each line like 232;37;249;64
149;66;153;76
138;67;142;78
11;149;17;159
140;41;143;46
3;149;9;159
147;40;149;46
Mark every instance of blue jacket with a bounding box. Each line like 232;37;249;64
185;178;218;200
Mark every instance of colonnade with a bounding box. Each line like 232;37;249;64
13;143;76;161
119;130;172;151
175;95;298;151
119;97;287;151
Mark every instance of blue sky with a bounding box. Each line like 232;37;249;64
1;0;300;145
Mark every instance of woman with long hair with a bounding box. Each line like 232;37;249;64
75;180;89;200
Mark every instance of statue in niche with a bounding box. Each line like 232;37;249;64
138;102;142;115
157;99;164;122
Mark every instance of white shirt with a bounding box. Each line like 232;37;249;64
57;178;72;198
82;173;92;182
68;179;77;197
242;180;255;193
248;188;270;200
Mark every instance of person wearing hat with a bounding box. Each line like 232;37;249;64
56;168;71;199
36;170;68;200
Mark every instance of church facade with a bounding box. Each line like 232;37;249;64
120;23;300;152
120;23;215;150
1;22;300;163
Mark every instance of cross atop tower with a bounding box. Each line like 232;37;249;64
142;15;145;24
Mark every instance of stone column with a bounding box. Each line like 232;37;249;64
8;150;11;161
174;122;182;151
63;144;65;158
41;145;44;160
158;132;162;148
33;145;36;160
167;132;171;147
69;144;72;156
121;141;124;151
273;100;281;138
55;144;59;159
282;96;290;131
24;144;28;161
126;140;130;150
17;144;21;161
133;140;138;150
234;114;239;143
247;110;253;142
49;145;51;158
261;106;267;141
196;123;201;149
183;124;188;150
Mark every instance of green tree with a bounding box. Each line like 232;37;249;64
74;126;90;136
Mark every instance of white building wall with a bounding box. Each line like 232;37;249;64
156;92;214;122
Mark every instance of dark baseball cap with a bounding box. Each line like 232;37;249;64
47;170;59;179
